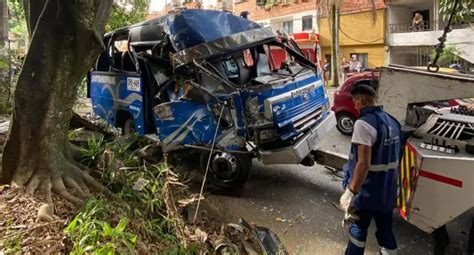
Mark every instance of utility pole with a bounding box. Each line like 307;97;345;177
330;2;340;87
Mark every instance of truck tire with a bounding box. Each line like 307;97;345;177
200;151;251;190
336;112;355;136
433;225;450;255
122;118;135;136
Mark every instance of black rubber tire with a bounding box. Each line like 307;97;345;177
336;112;356;136
433;225;450;255
122;118;135;136
200;151;251;190
468;218;474;254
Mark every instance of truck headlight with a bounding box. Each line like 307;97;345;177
259;129;274;141
321;100;330;113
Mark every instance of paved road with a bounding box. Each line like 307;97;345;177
205;128;473;255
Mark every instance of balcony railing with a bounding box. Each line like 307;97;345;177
389;20;471;33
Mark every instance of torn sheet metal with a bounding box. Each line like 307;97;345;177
154;101;220;152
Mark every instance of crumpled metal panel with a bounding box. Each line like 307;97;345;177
165;9;265;52
173;28;276;66
153;100;220;152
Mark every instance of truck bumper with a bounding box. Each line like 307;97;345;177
259;111;337;165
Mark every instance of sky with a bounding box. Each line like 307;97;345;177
150;0;217;12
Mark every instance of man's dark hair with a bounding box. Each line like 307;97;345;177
351;84;376;98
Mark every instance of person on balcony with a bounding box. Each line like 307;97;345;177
412;12;423;32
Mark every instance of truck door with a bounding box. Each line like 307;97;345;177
89;33;147;135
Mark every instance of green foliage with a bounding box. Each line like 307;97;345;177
106;0;151;32
0;54;12;114
81;135;106;166
438;0;474;23
64;199;138;255
430;46;460;67
3;233;23;253
0;56;8;71
7;0;27;38
66;137;194;253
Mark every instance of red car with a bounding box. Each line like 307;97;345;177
332;71;380;135
332;70;460;135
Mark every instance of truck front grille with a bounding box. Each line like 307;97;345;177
293;107;323;132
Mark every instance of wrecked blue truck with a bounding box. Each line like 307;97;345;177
88;9;336;188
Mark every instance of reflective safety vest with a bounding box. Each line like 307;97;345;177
343;106;401;211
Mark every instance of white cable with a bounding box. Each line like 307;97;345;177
193;103;225;224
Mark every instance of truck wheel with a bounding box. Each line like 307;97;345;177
433;225;450;255
336;112;355;136
200;151;251;189
468;218;474;254
122;118;135;136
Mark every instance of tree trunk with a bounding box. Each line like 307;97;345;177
1;0;112;205
330;3;340;87
0;0;7;47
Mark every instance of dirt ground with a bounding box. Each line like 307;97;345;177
0;186;77;254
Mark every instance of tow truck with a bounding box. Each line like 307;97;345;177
314;64;474;254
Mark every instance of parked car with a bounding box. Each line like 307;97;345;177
332;71;379;135
332;70;460;135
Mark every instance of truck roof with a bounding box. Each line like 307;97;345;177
106;9;276;65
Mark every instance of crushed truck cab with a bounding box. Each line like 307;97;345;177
88;9;335;188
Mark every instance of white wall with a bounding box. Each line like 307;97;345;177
257;10;317;34
389;27;474;46
389;27;474;63
388;6;414;25
387;0;435;25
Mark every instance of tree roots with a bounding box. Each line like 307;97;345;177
20;154;111;221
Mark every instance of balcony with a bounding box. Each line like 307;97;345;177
389;20;471;34
388;19;473;47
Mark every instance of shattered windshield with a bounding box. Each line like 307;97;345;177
206;41;315;86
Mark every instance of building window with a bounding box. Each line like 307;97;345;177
302;15;313;31
283;20;293;34
350;53;369;69
257;0;265;7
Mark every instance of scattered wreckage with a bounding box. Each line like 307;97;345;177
88;9;335;188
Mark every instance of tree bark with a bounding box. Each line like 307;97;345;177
1;0;112;205
0;0;7;47
330;2;340;87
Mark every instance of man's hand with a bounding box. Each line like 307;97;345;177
339;188;356;213
339;188;359;227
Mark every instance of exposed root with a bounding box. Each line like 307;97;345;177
21;157;112;221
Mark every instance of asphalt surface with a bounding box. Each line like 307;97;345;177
205;127;473;255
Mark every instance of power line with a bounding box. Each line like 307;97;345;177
338;27;384;44
257;15;384;44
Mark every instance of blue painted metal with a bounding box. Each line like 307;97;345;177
90;9;333;163
154;101;219;151
165;9;261;52
90;72;146;135
241;74;329;140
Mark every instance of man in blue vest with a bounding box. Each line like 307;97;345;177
340;84;401;255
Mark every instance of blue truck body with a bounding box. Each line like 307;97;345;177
89;9;336;187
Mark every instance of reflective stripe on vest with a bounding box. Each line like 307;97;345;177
369;161;399;172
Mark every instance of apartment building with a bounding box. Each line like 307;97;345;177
386;0;473;71
234;0;387;68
